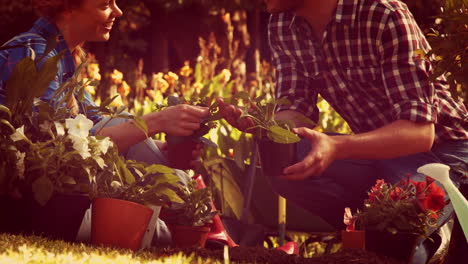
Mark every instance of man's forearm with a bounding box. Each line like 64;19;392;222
332;120;435;160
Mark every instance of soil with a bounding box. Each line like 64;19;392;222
153;246;404;264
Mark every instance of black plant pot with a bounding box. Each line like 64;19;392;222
0;192;90;242
258;139;298;178
0;195;30;234
365;230;419;263
166;135;198;170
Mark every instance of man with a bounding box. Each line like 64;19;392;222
219;0;467;263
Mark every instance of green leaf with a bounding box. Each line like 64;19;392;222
61;176;76;185
132;116;148;136
157;188;184;204
32;176;54;206
0;105;12;119
0;119;15;133
36;35;58;64
33;52;64;98
233;91;251;102
145;164;175;175
5;57;37;111
267;125;300;143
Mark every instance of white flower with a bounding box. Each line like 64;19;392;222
54;122;65;136
97;137;113;155
15;151;26;180
110;181;122;189
65;114;93;138
10;126;28;142
39;121;52;134
68;134;91;159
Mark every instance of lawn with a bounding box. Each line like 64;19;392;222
0;233;403;264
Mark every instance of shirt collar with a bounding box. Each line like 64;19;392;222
334;0;358;24
31;17;76;75
288;0;357;29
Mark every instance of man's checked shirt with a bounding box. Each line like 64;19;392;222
0;17;101;124
270;0;467;143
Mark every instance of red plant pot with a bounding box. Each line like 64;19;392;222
166;136;198;170
341;230;365;249
168;224;211;248
91;198;153;251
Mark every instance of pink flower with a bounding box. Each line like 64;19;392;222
343;207;357;231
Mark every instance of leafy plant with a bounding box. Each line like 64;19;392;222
0;41;171;207
424;0;467;106
356;177;446;236
163;179;217;227
91;155;184;207
221;91;314;144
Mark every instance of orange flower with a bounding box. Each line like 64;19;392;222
110;69;123;85
180;61;193;77
164;71;179;86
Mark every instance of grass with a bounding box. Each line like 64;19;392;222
0;233;222;264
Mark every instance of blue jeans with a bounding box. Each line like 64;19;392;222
266;138;467;263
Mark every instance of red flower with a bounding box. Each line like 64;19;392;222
425;182;445;211
390;187;403;201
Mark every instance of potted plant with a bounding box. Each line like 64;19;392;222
0;51;105;241
164;95;219;170
341;207;365;249
218;92;313;177
0;48;149;242
162;179;218;248
356;176;446;262
89;150;184;251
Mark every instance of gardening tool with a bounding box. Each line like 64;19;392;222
417;163;468;242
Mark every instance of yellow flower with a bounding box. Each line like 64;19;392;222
118;81;132;97
87;63;101;80
110;69;123;85
180;62;193;77
193;82;203;93
164;71;179;86
151;73;169;93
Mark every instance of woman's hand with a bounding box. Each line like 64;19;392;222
281;127;338;180
148;104;209;136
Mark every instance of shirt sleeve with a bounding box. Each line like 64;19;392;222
268;14;320;124
380;8;438;123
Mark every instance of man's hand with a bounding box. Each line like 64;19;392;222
217;97;255;132
281;127;338;180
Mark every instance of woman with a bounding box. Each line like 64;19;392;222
1;0;207;164
0;0;208;165
0;0;207;245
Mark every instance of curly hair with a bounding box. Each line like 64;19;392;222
32;0;83;21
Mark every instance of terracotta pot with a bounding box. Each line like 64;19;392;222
365;230;419;263
258;139;298;178
0;192;90;242
168;224;211;248
341;230;365;249
91;198;153;251
166;135;197;170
